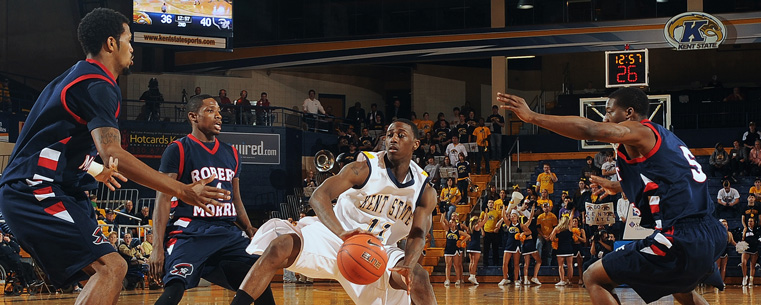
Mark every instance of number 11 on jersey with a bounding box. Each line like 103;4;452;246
368;218;391;243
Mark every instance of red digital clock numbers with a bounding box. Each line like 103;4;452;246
605;49;648;88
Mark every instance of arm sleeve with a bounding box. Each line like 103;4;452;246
158;142;181;174
69;80;120;131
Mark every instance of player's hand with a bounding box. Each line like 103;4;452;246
496;92;535;123
178;174;229;215
338;228;366;242
389;265;413;295
94;156;128;191
589;175;618;195
245;226;257;239
149;247;165;282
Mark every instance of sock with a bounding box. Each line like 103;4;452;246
256;285;275;305
230;289;255;305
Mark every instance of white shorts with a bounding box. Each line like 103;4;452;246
247;219;410;305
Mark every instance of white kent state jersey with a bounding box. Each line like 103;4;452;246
334;151;429;246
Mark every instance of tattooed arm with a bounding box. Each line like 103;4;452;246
91;127;228;214
308;160;370;240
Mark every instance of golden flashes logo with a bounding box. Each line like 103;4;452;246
664;12;726;50
133;12;152;25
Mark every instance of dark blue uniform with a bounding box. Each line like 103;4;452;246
0;59;120;287
444;229;460;256
158;134;254;289
601;120;726;302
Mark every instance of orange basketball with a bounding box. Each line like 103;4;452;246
337;233;388;285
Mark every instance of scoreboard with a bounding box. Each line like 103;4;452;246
605;49;648;88
132;1;233;51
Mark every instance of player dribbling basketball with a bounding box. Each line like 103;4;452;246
230;119;438;305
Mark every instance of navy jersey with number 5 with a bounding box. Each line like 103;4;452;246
159;134;239;222
615;119;713;230
0;59;120;192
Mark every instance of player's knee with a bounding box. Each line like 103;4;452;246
267;234;299;262
96;253;128;278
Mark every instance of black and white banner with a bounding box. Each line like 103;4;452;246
218;132;280;165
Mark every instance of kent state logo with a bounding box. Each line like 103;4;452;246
664;12;726;50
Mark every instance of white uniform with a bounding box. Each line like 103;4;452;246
247;151;429;305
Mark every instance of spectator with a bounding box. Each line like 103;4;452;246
570;217;587;285
108;231;119;251
580;156;601;179
138;206;151;226
559;196;581;221
466;215;486;285
588;181;610;204
450;107;461;127
751;178;761;200
551;216;574;286
455;153;471;204
141;231;153;258
481;199;503;267
387;98;407;122
743;194;759;231
104;210;116;225
537;203;558;269
365;103;383;131
537;189;553;210
0;78;10;112
445;135;467;166
303;170;316;187
417;112;434;137
750;140;761;176
139;78;164;121
368;114;385;140
498;211;522;286
473;118;491;174
481;184;499;210
730;140;749;176
593;150;608;169
441;212;468;286
0;231;35;287
716;180;741;219
423;157;440;187
346;102;365;132
190;86;202;99
235;90;254;125
434;120;452;153
615;193;630;238
358;128;374;151
422;138;438;159
454;114;469;144
536;163;559;195
440;178;461;220
585;229;614;272
572;178;590;206
715;219;736;284
740;217;760;286
600;152;618;181
218;89;234;124
255;92;271;126
723;87;745;102
487;105;505;159
742;122;761;158
705;74;723;88
461;102;474;120
117;200;138;226
709;142;731;179
466;110;477;127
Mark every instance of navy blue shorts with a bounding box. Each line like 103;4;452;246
162;218;257;289
601;215;726;303
521;238;537;254
0;182;114;288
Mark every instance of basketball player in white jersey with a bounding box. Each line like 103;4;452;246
230;119;438;305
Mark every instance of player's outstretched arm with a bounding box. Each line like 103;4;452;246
149;172;176;282
87;156;127;191
91;127;229;215
309;160;370;239
231;178;256;238
589;175;623;195
497;92;650;147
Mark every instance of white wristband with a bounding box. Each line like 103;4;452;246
87;161;104;177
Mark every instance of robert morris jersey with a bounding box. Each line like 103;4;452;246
334;151;429;246
615;120;713;230
0;59;120;192
159;134;240;222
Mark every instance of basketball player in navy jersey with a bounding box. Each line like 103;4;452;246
230;119;437;305
0;8;229;305
150;95;274;305
499;87;726;305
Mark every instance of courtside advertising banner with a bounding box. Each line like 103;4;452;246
217;132;281;165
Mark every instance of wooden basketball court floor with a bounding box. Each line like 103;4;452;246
3;283;760;304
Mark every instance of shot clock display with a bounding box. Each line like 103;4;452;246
605;49;648;88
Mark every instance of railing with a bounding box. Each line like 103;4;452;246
492;137;521;191
121;99;352;133
96;188;139;211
